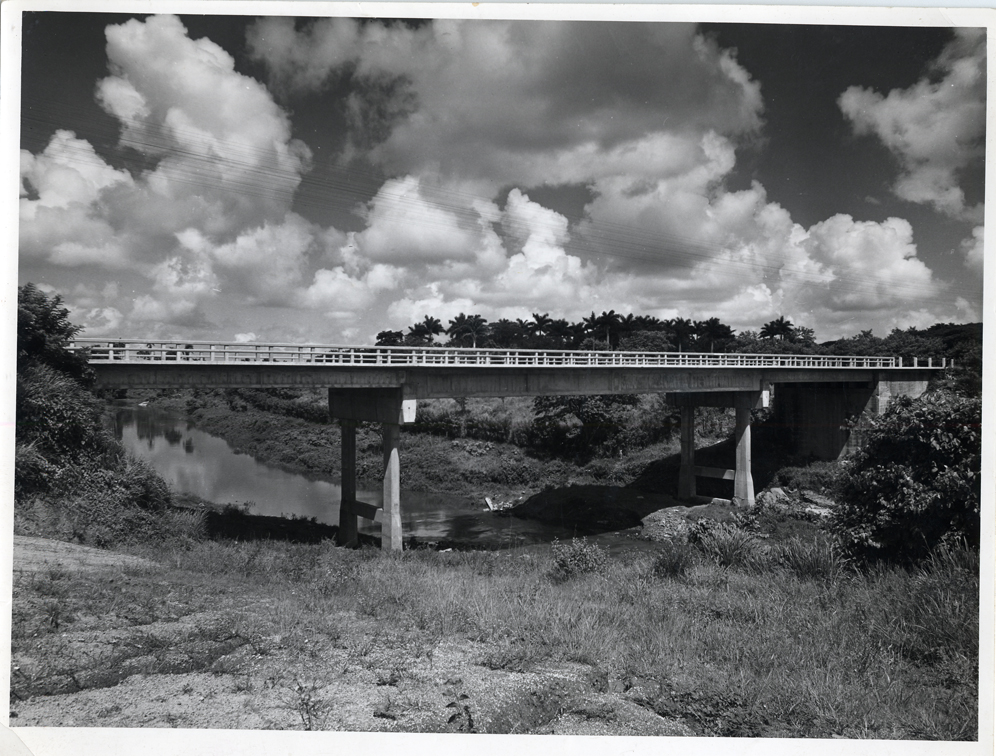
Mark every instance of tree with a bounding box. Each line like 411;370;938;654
760;316;795;341
533;393;640;457
695;317;735;353
421;315;444;340
667;317;696;352
18;283;93;385
447;313;489;348
529;312;553;339
375;330;404;346
619;331;673;352
489;319;527;348
832;391;981;562
593;310;623;348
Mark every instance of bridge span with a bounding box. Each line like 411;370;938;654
73;339;945;550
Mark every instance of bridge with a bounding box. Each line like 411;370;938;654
73;338;946;550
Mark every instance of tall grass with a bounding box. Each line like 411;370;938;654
129;533;980;739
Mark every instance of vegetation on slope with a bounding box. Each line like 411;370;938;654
15;285;198;548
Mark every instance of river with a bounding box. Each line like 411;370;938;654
109;404;647;551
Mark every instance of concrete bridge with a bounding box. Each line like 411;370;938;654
73;339;946;550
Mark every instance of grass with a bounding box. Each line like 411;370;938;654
11;530;979;738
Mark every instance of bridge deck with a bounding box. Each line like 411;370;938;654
73;339;944;396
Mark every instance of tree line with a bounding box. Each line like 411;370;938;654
376;311;981;384
378;311;799;352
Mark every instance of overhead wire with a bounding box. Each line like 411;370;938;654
18;97;981;308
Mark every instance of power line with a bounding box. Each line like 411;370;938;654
19;102;981;305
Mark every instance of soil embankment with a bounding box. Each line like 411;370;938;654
141;390;683;507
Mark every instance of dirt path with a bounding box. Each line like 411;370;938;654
9;537;692;735
12;536;159;574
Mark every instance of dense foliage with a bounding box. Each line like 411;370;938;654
15;283;178;547
17;282;93;384
831;391;981;562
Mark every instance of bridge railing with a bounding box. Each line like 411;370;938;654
64;339;942;369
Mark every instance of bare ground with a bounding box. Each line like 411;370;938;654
9;535;692;735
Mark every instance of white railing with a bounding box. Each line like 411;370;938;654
68;338;946;370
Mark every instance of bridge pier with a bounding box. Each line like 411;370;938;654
338;420;358;547
669;390;767;507
329;388;416;551
382;422;403;551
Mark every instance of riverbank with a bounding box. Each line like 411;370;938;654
141;389;689;505
10;529;978;738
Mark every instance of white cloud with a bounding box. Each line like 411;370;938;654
962;226;985;273
248;19;763;187
839;28;985;221
97;15;310;239
19;130;135;267
74;307;125;337
301;264;403;317
234;332;258;343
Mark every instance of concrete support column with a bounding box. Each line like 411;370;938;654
382;422;403;552
337;420;358;547
678;405;696;499
733;400;754;507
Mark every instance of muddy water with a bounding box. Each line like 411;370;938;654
110;405;652;552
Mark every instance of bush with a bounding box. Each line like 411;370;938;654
690;521;766;571
17;283;93;384
773;537;849;581
831;391;981;563
651;541;697;579
16;363;111;462
550;538;608;580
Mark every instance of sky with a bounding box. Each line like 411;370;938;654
16;11;987;345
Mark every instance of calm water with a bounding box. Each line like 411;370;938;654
110;405;628;549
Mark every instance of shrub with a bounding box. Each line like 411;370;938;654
831;391;981;563
16;363;111;462
651;541;697;579
17;283;93;384
774;537;849;581
690;521;766;571
550;538;608;580
14;443;57;498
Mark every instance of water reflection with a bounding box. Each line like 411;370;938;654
111;404;604;548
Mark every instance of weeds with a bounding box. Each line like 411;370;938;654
691;522;768;572
650;541;697;579
774;537;850;582
11;526;979;738
281;677;329;730
550;538;608;581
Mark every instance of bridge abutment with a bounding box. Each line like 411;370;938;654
772;377;929;460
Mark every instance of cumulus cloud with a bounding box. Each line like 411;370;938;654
18;15;343;332
839;28;986;221
961;226;985;273
248;18;763;187
21;17;978;344
20;130;134;267
97;15;311;239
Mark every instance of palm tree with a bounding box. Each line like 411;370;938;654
633;315;665;332
667;317;696;352
696;317;735;352
593;310;623;348
546;318;575;349
421;315;444;341
447;313;489;348
489;319;526;348
760;316;795;341
529;312;553;338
